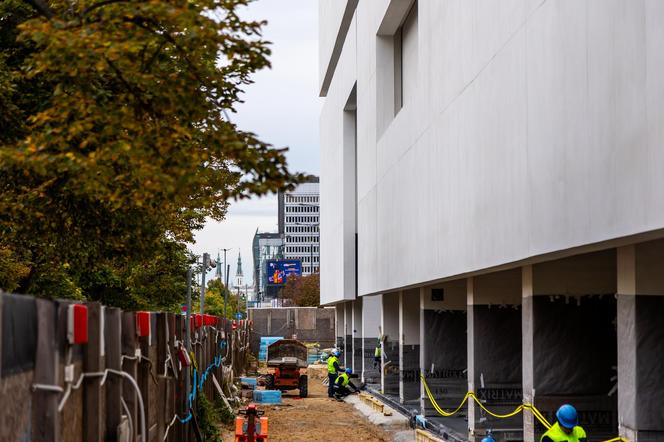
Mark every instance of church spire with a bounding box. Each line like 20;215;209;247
236;252;243;277
235;252;244;289
215;251;222;280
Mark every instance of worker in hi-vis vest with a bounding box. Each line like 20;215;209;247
541;404;587;442
327;349;342;398
373;339;381;369
333;367;359;400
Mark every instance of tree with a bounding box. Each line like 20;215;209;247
280;273;320;307
200;278;244;319
0;0;302;307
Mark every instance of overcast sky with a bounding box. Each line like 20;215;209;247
190;0;321;285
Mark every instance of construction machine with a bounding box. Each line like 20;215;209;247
263;339;309;398
234;404;268;442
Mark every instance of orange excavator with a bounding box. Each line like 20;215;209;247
234;404;268;442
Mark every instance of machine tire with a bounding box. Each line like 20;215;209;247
265;374;275;390
298;375;308;398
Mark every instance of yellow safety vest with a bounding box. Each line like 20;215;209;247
335;372;350;386
374;346;381;357
327;355;339;374
540;422;587;442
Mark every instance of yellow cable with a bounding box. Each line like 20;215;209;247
419;375;628;442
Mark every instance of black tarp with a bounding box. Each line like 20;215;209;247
635;295;664;429
473;305;521;385
533;295;616;395
1;294;37;376
424;309;466;370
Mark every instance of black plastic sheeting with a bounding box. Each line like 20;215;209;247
384;340;399;396
401;344;420;401
533;295;616;395
1;294;37;376
423;310;467;411
423;310;467;371
635;296;664;429
363;338;380;384
473;305;521;385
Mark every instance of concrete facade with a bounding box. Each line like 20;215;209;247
319;1;664;441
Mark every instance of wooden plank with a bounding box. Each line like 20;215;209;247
156;313;167;441
32;299;60;442
175;315;189;442
165;313;176;442
84;302;103;442
138;331;151;441
105;307;122;441
121;311;138;441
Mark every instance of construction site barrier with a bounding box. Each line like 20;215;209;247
0;293;253;441
420;375;629;442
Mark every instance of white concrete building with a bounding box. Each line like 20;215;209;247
279;176;320;276
319;1;664;441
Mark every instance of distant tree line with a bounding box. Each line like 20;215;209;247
280;273;320;307
0;0;301;311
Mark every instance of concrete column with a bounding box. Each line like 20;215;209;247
522;266;535;442
344;302;353;367
381;292;399;396
617;242;664;441
362;295;382;385
399;289;420;405
335;304;344;356
467;277;476;436
352;298;363;374
419;287;426;415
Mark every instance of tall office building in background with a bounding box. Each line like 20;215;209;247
252;231;284;301
279;176;320;276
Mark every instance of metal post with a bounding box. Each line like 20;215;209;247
221;248;230;317
184;267;192;415
200;253;209;314
225;264;230;318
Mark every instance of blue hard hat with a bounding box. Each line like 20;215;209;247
481;436;496;442
333;350;341;357
556;404;578;429
345;368;352;374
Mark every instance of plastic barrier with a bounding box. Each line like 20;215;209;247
253;390;282;404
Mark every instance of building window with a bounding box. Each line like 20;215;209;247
376;1;418;135
394;1;417;113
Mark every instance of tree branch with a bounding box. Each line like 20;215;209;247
22;0;54;19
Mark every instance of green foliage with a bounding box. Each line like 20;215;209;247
195;393;221;442
0;0;302;306
213;396;235;426
202;278;245;319
280;273;320;307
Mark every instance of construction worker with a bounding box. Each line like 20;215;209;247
481;432;496;442
333;367;359;400
373;339;381;370
327;349;341;398
540;404;587;442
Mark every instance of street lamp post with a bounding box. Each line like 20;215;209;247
220;248;232;317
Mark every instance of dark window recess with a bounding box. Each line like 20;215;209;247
431;288;445;302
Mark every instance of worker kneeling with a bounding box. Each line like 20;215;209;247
333;368;359;400
541;404;587;442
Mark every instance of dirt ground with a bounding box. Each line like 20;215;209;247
221;377;393;442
